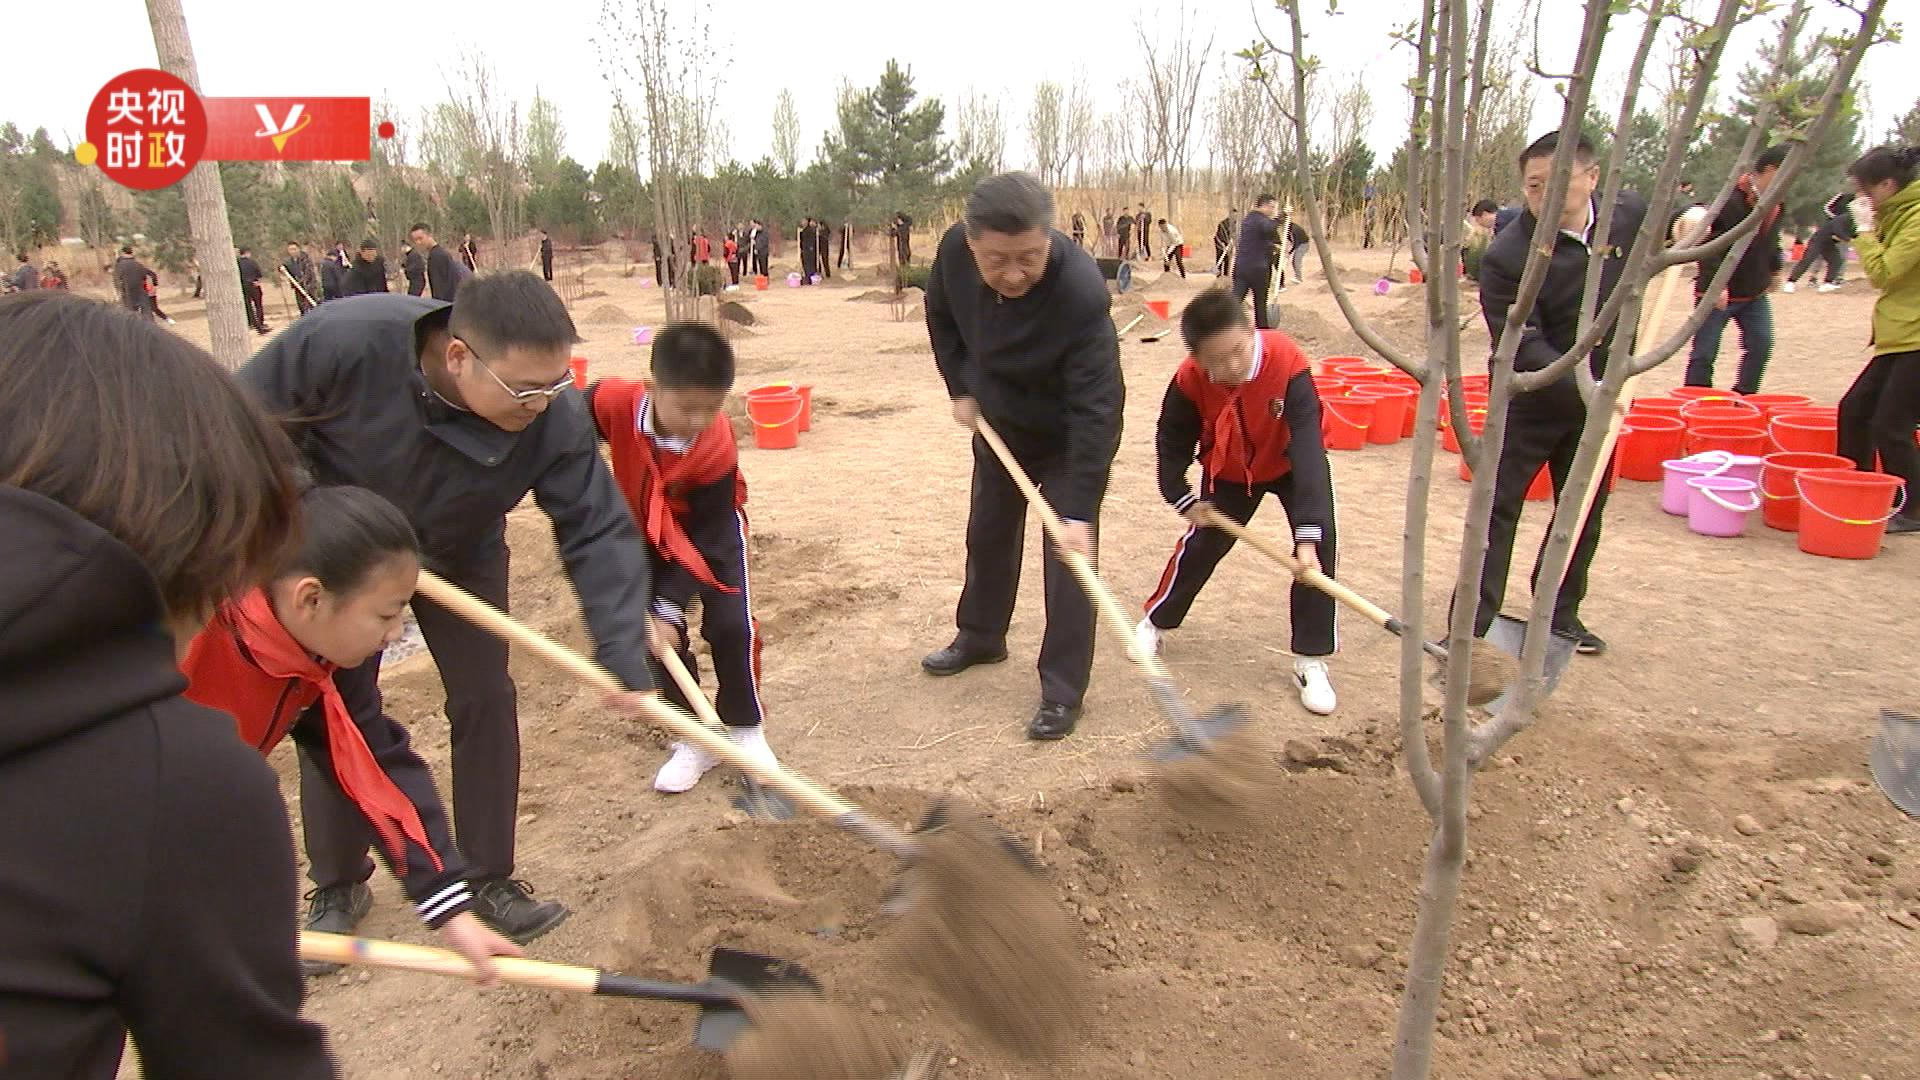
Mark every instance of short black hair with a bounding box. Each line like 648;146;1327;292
1848;145;1920;190
238;247;251;255
649;322;735;390
1470;199;1500;216
1254;194;1278;208
447;271;581;354
408;222;431;235
1754;144;1790;172
359;237;379;250
964;171;1055;237
279;485;418;595
120;245;133;255
1179;287;1251;352
1156;217;1168;225
1517;130;1596;169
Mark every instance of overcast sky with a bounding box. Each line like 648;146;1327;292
22;0;1917;180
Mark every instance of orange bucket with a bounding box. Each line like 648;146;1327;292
1760;451;1853;531
744;387;805;449
1769;411;1838;455
1146;299;1171;320
1409;266;1425;284
1323;397;1377;451
1689;424;1770;458
1630;396;1686;421
754;274;770;290
567;356;589;390
1795;468;1907;559
1741;392;1814;421
755;381;813;431
1617;414;1685;481
1350;383;1414;445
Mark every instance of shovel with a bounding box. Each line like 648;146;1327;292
971;421;1251;764
298;931;817;1051
1870;709;1920;819
654;639;796;820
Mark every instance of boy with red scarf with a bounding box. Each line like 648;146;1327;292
182;485;522;978
1685;144;1790;394
587;323;779;793
1136;287;1341;715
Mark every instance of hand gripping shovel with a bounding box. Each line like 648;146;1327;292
1203;513;1515;706
971;421;1251;765
410;571;1080;1061
298;931;816;1051
1870;709;1920;819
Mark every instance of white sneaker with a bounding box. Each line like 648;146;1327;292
1294;657;1337;716
726;725;779;775
1134;617;1165;660
1781;281;1796;293
1817;282;1841;293
652;726;779;794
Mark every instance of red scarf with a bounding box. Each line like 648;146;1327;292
183;590;440;876
591;378;746;593
1739;174;1783;232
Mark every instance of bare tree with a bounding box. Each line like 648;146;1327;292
144;0;247;366
772;88;801;176
425;54;526;258
1135;7;1213;215
1062;75;1099;185
952;90;1007;173
1210;72;1272;213
1244;0;1889;1076
1028;81;1065;186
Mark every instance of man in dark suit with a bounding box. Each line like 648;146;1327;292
1470;130;1648;657
539;229;555;282
1231;196;1281;329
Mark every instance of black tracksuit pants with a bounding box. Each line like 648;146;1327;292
302;545;520;883
1838;351;1920;503
953;434;1101;709
1231;273;1274;330
649;540;766;729
1470;395;1611;636
1143;474;1338;656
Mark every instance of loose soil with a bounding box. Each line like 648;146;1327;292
129;243;1918;1079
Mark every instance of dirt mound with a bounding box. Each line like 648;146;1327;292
850;287;922;305
582;303;635;325
718;301;757;326
1277;305;1343;349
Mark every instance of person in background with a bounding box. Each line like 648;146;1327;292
1214;209;1236;275
1231;195;1281;329
143;266;174;324
815;219;833;280
458;233;479;273
282;242;322;315
1101;208;1117;256
1835;145;1920;535
1470;199;1501;235
922;172;1125;742
1115;209;1134;261
112;245;149;317
345;238;390;296
410;224;464;302
892;212;914;266
838;219;854;270
1276;216;1309;290
8;253;38;292
1135;204;1153;261
539;229;555;283
1685;144;1789;394
402;243;426;297
39;261;68;289
1784;189;1855;294
723;229;741;286
798;218;819;284
0;289;336;1078
1071;210;1087;249
1666;178;1700;240
1158;218;1187;278
320;242;350;302
750;218;771;279
238;247;270;334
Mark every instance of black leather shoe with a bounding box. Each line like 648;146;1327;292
1027;701;1081;741
301;882;373;976
473;878;570;944
1887;513;1920;535
921;641;1009;676
1555;623;1607;656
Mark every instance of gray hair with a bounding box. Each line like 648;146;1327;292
964;171;1055;237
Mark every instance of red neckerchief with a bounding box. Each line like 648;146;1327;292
1739;175;1782;232
591;379;743;594
224;590;440;875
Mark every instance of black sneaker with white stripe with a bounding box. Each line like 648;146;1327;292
473;877;570;944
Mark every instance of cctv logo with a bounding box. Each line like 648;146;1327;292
254;103;313;153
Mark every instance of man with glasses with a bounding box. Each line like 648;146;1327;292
922;171;1125;741
239;272;659;961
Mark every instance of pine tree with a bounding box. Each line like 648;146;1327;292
823;61;951;212
1891;97;1920;144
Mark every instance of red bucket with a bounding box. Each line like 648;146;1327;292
755;381;813;431
1769;411;1838;455
1459;457;1555;499
1741;392;1814;421
1350;383;1415;445
1441;406;1486;454
744;388;805;449
1688;424;1769;458
754;274;770;291
1670;386;1736;403
567;356;589;390
1681;400;1763;432
1319;355;1367;376
1313;375;1349;400
1630;396;1686;421
1323;397;1377;451
1617;414;1686;481
1760;451;1853;531
1333;362;1387;385
1146;299;1171;320
1795;468;1907;559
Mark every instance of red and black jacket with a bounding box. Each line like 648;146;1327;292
182;596;472;929
1154;329;1333;545
586;377;749;623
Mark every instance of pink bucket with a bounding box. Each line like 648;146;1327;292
1686;475;1760;537
1661;454;1734;516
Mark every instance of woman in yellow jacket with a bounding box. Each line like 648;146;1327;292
1837;145;1920;534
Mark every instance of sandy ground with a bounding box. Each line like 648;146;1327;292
121;240;1919;1079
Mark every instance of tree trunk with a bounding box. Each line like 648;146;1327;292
144;0;249;369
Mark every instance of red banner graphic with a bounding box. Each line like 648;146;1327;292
202;97;372;162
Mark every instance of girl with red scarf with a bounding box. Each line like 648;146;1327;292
181;485;521;980
586;323;780;794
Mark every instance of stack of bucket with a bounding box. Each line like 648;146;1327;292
742;381;814;450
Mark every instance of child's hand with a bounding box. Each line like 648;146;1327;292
1182;500;1219;528
1295;542;1321;574
648;616;683;655
952;396;980;430
439;911;522;985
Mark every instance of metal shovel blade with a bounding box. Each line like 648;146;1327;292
691;947;823;1051
1145;702;1253;764
728;776;798;821
1479;615;1577;710
1869;709;1920;820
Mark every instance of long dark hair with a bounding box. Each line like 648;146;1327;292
1848;145;1920;191
0;291;302;619
278;485;418;595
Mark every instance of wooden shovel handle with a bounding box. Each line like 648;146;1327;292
655;639;726;734
412;571;915;858
1206;513;1448;661
1563;263;1682;534
972;421;1172;682
300;930;598;994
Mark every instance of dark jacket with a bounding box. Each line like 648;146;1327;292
319;258;348;300
236;293;657;691
422;245;463;301
927;223;1124;521
1477;191;1649;416
402;249;426;296
1233;211;1279;283
345;254;390;296
0;486;336;1079
237;255;264;287
281;251;321;299
112;255;148;311
1694;176;1785;304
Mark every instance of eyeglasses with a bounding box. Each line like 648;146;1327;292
454;337;573;403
